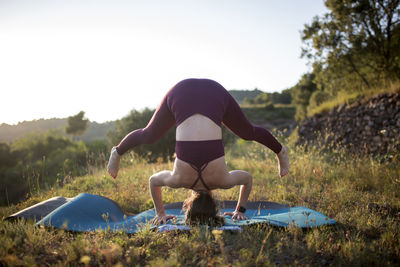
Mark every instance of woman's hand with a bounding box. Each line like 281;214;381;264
152;213;177;225
223;211;247;220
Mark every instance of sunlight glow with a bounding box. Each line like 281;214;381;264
0;0;328;124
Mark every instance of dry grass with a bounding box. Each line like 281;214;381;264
1;141;399;266
308;81;400;117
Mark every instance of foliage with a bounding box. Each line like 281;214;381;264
243;89;292;106
0;119;66;143
309;80;400;116
0;131;109;205
301;0;400;94
307;90;332;115
1;141;399;266
0;118;115;143
290;73;319;121
66;111;89;138
290;1;400;121
228;89;264;104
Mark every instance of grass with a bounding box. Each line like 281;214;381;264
308;81;400;117
241;105;296;122
1;140;399;266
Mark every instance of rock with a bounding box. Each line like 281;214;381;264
337;103;346;113
297;92;400;155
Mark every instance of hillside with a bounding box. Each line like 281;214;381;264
0;119;115;143
228;89;264;104
1;141;399;266
0;91;399;266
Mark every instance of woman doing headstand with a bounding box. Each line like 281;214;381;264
107;78;289;225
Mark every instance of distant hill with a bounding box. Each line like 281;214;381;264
228;89;264;104
0;90;280;144
0;119;115;144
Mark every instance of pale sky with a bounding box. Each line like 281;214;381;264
0;0;328;125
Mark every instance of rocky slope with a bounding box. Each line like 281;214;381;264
297;92;400;155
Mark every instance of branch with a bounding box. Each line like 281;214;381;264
345;54;371;88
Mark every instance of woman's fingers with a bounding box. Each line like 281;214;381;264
153;215;176;225
237;216;247;220
223;212;247;220
161;215;176;225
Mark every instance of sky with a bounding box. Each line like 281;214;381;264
0;0;328;125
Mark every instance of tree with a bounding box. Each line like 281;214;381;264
1;131;89;205
66;111;89;140
307;90;331;114
302;0;400;93
291;73;318;121
243;89;292;105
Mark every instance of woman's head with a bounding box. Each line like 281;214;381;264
183;191;224;226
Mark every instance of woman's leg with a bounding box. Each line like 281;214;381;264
108;93;175;178
222;93;282;153
116;93;176;155
222;93;290;177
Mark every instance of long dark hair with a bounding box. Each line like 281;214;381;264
183;191;224;226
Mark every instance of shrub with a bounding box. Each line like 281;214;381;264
0;131;90;204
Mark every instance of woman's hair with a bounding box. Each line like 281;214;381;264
183;191;224;226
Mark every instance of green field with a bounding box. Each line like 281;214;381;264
1;140;399;266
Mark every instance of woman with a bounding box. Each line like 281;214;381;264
107;78;289;225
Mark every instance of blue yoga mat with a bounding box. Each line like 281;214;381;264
37;193;336;233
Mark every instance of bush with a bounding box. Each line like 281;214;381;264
307;90;331;115
0;131;91;205
264;103;275;111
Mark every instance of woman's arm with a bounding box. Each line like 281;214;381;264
235;172;252;212
149;171;177;224
223;170;253;220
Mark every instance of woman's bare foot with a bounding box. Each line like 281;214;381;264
277;146;290;178
107;146;120;179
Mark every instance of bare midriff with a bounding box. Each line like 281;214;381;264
176;114;222;141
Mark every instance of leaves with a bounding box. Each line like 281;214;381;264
302;0;400;93
66;111;89;138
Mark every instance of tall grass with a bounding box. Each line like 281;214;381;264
1;141;399;266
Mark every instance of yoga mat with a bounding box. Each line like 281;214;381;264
9;193;336;233
6;196;72;222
